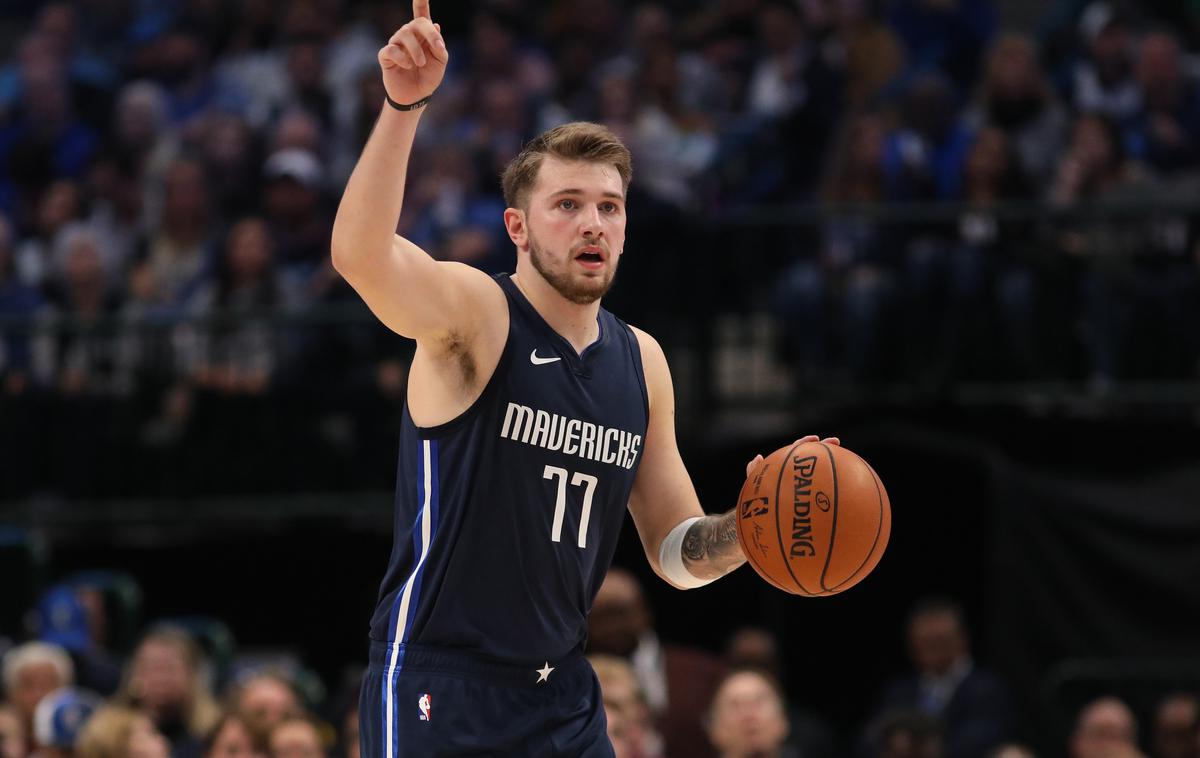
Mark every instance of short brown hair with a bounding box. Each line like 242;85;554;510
76;706;146;758
501;122;632;209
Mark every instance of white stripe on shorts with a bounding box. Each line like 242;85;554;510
385;438;434;758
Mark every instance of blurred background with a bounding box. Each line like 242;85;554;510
2;0;1200;757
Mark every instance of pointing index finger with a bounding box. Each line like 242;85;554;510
413;0;431;20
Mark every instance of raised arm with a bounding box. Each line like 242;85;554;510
627;328;837;589
331;0;494;342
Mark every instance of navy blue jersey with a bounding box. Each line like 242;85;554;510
368;274;649;664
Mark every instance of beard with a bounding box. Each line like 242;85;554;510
527;227;618;305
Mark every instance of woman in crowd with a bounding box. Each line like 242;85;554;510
117;627;220;758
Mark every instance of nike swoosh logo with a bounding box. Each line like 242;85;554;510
530;350;562;366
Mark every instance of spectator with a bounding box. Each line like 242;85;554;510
1151;693;1198;758
134;157;217;310
30;687;100;758
189;112;259;220
107;81;176;186
400;144;508;274
31;223;126;396
84;154;146;285
2;6;115;128
267;716;324;758
0;53;99;229
33;584;123;697
904;127;1037;382
828;0;908;112
118;626;220;758
874;709;946;758
75;706;170;758
739;0;845;199
968;33;1070;185
1070;696;1143;758
1050;112;1191;386
629;41;718;209
0;214;43;395
339;705;358;758
863;598;1012;758
0;705;26;758
204;711;268;758
883;71;975;202
725;627;835;758
135;26;230;127
1;642;74;744
887;0;997;94
329;67;387;188
706;668;792;758
458;6;554;103
1070;2;1140;120
746;1;829;119
226;671;302;738
13;179;85;289
774;113;895;383
260;148;331;274
280;36;333;130
1050;112;1146;208
184;217;292;396
989;745;1035;758
590;654;664;758
267;109;324;159
1125;31;1200;174
588;567;727;758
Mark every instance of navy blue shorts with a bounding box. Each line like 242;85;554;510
360;640;614;757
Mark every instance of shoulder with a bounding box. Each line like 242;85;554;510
962;666;1011;694
628;325;667;372
443;261;507;303
430;263;509;345
877;675;920;704
627;325;671;409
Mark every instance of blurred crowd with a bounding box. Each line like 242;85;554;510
3;568;1199;758
4;1;1200;756
1;0;1200;414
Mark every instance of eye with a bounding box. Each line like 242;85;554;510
600;202;619;213
558;199;577;210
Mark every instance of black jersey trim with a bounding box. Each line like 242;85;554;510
617;320;650;425
496;274;609;369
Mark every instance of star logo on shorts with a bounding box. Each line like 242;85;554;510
535;662;555;683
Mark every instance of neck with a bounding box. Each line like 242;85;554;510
512;263;602;355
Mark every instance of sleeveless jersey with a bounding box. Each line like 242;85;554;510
368;274;650;664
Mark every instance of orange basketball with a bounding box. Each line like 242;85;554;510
735;441;890;596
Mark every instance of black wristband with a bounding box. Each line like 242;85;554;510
385;92;432;111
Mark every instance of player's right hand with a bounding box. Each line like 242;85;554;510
378;0;448;106
745;435;840;476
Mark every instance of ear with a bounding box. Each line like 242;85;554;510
503;207;528;252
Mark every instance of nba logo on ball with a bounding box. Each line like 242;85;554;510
418;694;431;721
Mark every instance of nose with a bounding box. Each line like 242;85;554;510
578;204;604;238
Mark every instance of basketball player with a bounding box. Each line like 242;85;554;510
331;3;837;755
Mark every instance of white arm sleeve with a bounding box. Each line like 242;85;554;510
658;516;716;589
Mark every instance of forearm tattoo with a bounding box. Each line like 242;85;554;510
680;510;746;580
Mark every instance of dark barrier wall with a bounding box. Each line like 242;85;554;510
989;460;1200;755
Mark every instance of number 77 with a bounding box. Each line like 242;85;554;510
543;465;598;548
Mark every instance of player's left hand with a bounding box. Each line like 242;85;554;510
745;435;840;476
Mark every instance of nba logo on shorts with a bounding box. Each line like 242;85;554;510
418;693;432;721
